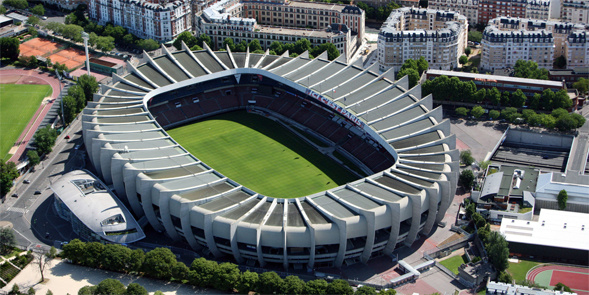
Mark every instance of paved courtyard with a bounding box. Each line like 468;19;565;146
2;259;221;295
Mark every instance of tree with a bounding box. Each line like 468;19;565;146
573;77;589;94
325;279;353;295
488;87;501;106
137;39;159;51
455;107;469;117
33;125;57;155
459;55;468;66
0;227;16;254
472;212;486;228
460;169;475;188
397;68;420;89
196;34;212;49
489;110;500;120
281;275;305;295
416;56;429;75
173;31;197;50
78;74;99;102
460;150;474;165
171;261;189;282
501;107;519;123
189;257;218;287
99;244;132;272
46;290;53;295
62;239;86;264
236;270;259;294
95;36;115;52
62;24;84;42
62;95;78;124
9;284;21;295
78;286;97;295
36;249;54;283
522;109;536;122
82;242;104;268
514;60;548;80
128;249;144;272
464;47;472;56
125;283;148;295
95;278;126;295
557;189;567;210
471;106;485;119
0;6;6;14
3;0;28;9
1;161;19;196
248;39;262;52
31;4;45;16
485;231;509;272
223;38;235;51
270;41;283;55
310;43;340;61
510;89;527;108
379;289;397;295
529;93;541;110
553;55;566;69
465;203;476;220
355;285;377;295
67;84;86;112
303;279;328;295
555;283;572;292
141;247;177;280
258;272;284;294
0;37;20;61
540;89;555;110
27;16;41;26
498;271;513;283
474;88;486;103
570;113;586;128
468;31;482;43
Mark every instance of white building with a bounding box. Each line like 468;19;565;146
88;0;192;42
561;0;589;24
487;281;578;295
377;7;468;72
535;171;589;212
526;0;553;20
481;17;588;71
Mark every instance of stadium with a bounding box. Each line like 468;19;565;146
82;43;459;269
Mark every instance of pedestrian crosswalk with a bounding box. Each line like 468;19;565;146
7;207;28;214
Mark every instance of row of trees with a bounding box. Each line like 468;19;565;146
78;279;149;295
423;75;573;111
62;240;390;295
0;37;20;61
356;2;400;21
513;60;549;80
173;31;341;61
62;74;99;125
455;105;585;131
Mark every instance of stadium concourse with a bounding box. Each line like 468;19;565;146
81;42;459;270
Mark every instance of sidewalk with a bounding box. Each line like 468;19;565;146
1;259;221;295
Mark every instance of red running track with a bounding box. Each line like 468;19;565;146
0;69;62;164
551;270;589;292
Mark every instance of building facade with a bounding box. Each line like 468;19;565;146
377;7;468;72
525;0;552;19
481;17;588;70
428;0;479;26
88;0;192;42
195;0;364;59
561;0;589;24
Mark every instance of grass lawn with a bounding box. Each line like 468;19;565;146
439;254;467;275
0;84;52;161
508;259;542;283
167;111;359;198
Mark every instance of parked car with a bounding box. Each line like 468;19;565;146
11;193;18;198
34;190;41;195
65;135;70;140
23;179;30;184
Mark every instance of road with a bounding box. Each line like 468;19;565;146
1;116;84;250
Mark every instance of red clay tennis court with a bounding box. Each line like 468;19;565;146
528;265;589;295
19;38;90;69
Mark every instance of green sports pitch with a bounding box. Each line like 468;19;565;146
0;84;52;161
167;111;359;198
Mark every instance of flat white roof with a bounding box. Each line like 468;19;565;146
427;69;564;88
500;209;589;251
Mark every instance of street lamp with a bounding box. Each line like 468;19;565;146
82;31;90;76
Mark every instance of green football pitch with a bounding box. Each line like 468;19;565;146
0;84;52;161
167;111;359;198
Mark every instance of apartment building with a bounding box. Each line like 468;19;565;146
561;0;589;24
428;0;479;26
195;0;364;59
35;0;86;10
480;17;588;70
429;0;553;26
377;7;468;71
88;0;192;42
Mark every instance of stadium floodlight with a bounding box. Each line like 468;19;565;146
81;31;90;76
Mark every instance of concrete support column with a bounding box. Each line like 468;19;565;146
404;193;423;246
283;201;289;270
158;190;181;241
295;199;316;270
123;167;145;216
384;203;401;255
180;202;202;251
137;174;165;232
422;186;439;235
204;213;223;257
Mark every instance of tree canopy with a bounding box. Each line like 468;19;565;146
514;60;549;80
485;231;509;272
31;4;45;16
33;125;58;155
0;161;19;196
0;37;20;61
573;78;588;94
0;227;16;254
557;189;567;210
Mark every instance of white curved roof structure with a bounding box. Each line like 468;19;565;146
82;43;459;268
50;170;146;244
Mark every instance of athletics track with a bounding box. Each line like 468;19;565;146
527;264;589;295
0;69;62;164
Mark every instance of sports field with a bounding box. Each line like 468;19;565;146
0;84;52;160
167;111;358;198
